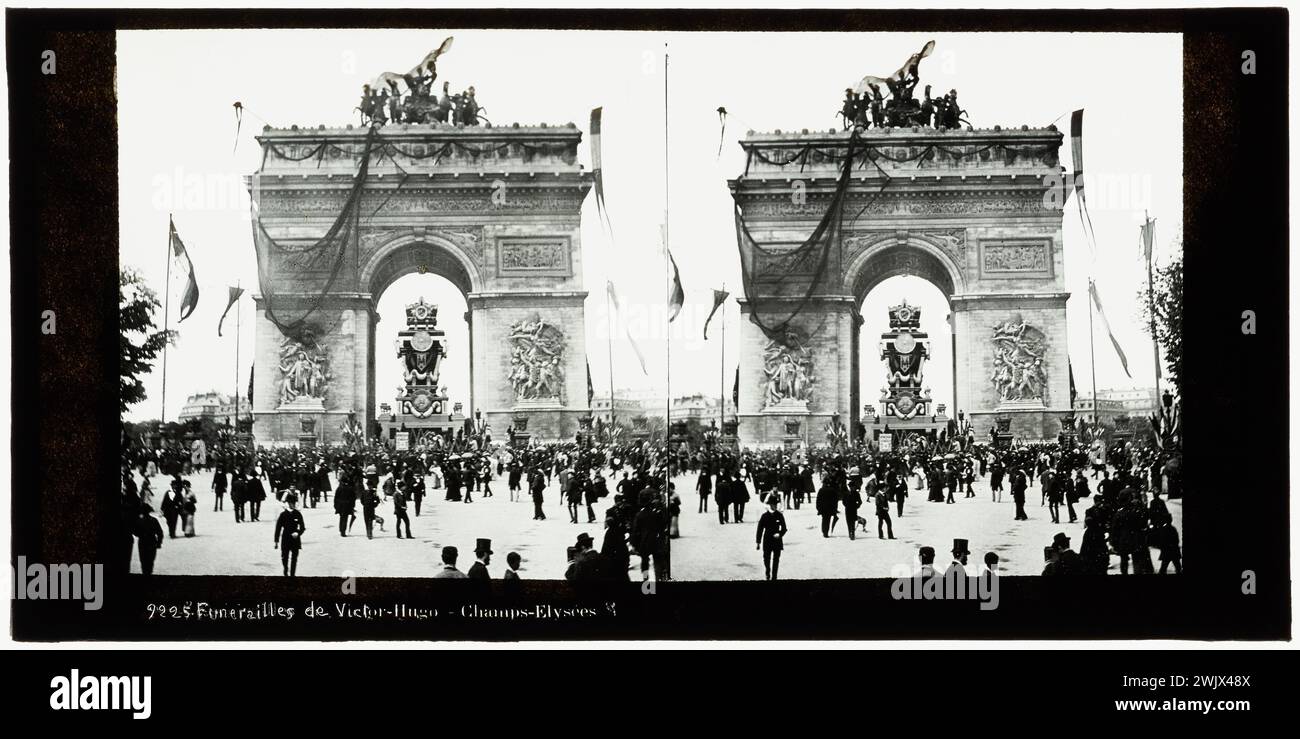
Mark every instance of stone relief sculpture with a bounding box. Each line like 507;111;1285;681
507;315;565;402
278;331;331;405
762;331;815;406
991;316;1047;403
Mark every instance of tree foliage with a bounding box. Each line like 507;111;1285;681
120;267;173;415
1140;253;1183;398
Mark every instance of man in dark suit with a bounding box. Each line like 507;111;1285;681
334;471;357;536
755;496;788;580
875;488;895;539
135;505;165;576
529;468;547;520
502;552;523;597
246;472;266;522
392;485;412;539
432;546;468;579
631;490;668;582
273;493;306;577
565;532;608;582
467;538;492;580
211;468;227;512
1010;467;1029;520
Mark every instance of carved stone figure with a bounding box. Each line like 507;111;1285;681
277;331;331;405
762;331;815;406
991;316;1048;403
508;315;566;401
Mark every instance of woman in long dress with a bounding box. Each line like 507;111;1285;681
182;482;198;537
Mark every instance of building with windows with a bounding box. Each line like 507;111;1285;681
589;389;736;422
1073;387;1158;422
178;391;252;426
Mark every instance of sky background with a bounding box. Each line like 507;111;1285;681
119;29;1182;421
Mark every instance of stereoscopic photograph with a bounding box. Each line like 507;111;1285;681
5;6;1289;657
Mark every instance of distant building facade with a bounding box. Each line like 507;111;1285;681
591;388;736;422
1074;387;1158;422
179;391;252;426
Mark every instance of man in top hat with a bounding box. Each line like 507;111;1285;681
1010;465;1029;521
754;495;788;581
566;532;608;582
433;545;467;579
874;486;895;539
467;538;493;580
273;493;306;577
1043;532;1082;575
946;538;971;580
392;482;413;539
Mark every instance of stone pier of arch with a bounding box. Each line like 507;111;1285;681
249;124;593;445
731;126;1072;447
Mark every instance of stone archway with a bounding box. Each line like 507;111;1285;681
358;232;481;434
249;124;592;445
731;126;1072;445
844;238;964;441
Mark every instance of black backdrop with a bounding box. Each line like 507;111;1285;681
7;7;1289;641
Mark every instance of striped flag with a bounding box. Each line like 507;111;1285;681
1070;110;1098;257
169;216;199;322
1090;280;1131;378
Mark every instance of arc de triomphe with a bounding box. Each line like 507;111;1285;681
731;125;1072;446
248;123;592;445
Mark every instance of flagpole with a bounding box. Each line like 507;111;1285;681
604;283;617;433
719;283;726;433
234;281;241;433
1144;213;1162;404
663;43;671;504
161;215;173;425
1088;278;1098;426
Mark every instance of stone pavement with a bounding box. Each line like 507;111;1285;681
132;468;1181;581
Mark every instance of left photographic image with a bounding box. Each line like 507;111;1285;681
118;29;677;580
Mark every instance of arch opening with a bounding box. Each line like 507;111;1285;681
848;243;958;303
372;272;471;420
364;239;476;300
857;275;954;418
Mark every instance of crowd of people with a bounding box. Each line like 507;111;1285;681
118;432;1181;582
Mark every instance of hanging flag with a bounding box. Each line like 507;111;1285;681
590;107;614;238
667;251;685;323
1089;280;1131;378
1140;216;1156;265
715;106;728;159
217;285;245;337
1069;361;1078;405
703;288;729;339
247;364;255;408
662;223;684;323
1070;110;1085;193
607;280;649;375
169;216;199;322
732;365;739;408
232;101;243;155
1070;110;1099;257
586;360;595;405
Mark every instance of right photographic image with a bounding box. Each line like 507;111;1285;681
660;32;1182;582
